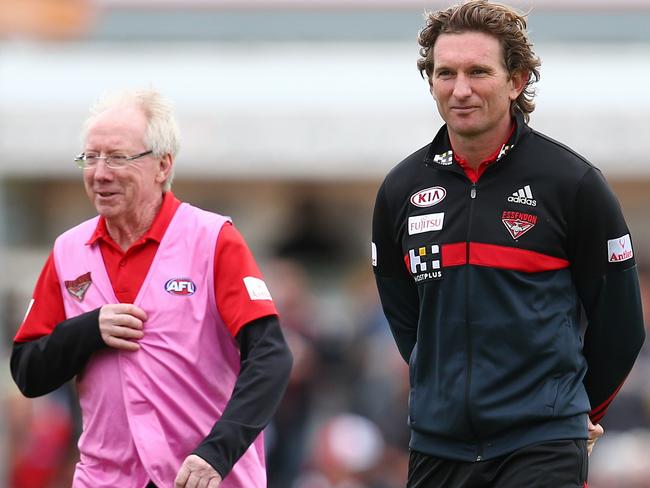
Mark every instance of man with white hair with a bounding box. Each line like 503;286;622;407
11;89;292;488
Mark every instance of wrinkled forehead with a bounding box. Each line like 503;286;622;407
84;104;147;150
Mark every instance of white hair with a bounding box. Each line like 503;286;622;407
82;88;180;191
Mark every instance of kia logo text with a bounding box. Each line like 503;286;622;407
410;187;447;208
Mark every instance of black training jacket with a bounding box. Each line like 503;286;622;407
372;112;645;462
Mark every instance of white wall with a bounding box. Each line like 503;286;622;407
1;41;649;179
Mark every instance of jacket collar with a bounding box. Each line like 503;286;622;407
423;111;529;171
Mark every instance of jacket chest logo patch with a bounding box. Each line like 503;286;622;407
408;212;444;235
502;211;537;239
432;150;453;165
165;278;196;296
65;272;92;302
410;186;447;208
507;185;537;207
496;143;514;161
404;244;442;283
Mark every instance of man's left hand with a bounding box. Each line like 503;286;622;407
174;454;222;488
587;418;604;456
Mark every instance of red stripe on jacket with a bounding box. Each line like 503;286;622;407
440;242;569;273
589;381;625;424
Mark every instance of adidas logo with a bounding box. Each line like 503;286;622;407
507;185;537;206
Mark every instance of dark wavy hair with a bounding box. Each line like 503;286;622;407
417;0;541;122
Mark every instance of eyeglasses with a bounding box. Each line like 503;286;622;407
74;150;153;169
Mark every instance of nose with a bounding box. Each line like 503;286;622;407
91;158;114;181
452;74;472;99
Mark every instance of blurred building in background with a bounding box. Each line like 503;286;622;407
1;1;649;487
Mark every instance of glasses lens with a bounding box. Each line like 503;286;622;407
106;155;129;169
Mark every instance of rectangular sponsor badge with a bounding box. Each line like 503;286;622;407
408;213;444;235
607;234;634;263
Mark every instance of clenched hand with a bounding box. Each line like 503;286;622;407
175;454;222;488
99;303;147;351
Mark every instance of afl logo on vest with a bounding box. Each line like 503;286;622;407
165;278;197;296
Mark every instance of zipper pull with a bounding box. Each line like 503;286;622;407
470;184;477;199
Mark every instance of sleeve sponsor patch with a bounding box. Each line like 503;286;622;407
607;234;634;263
243;276;273;301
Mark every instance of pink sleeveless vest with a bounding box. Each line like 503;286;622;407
52;203;266;488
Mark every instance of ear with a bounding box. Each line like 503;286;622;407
509;69;528;101
155;154;173;185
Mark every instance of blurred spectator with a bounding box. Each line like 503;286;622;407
294;413;388;488
273;198;349;269
588;429;650;488
264;259;323;488
7;385;75;488
264;258;411;488
342;265;410;452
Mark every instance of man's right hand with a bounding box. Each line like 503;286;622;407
99;304;147;351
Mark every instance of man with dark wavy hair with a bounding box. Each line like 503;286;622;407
372;1;645;487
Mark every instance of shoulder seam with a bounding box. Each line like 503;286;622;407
528;128;597;170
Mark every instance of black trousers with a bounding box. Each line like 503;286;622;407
407;439;588;488
146;482;157;488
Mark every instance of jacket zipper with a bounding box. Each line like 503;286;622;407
463;146;514;461
465;182;484;462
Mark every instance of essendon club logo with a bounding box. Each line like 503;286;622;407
502;211;537;239
65;272;92;302
165;278;196;296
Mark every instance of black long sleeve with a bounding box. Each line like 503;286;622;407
192;315;293;479
10;308;105;398
374;275;420;363
569;168;645;423
372;181;421;363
